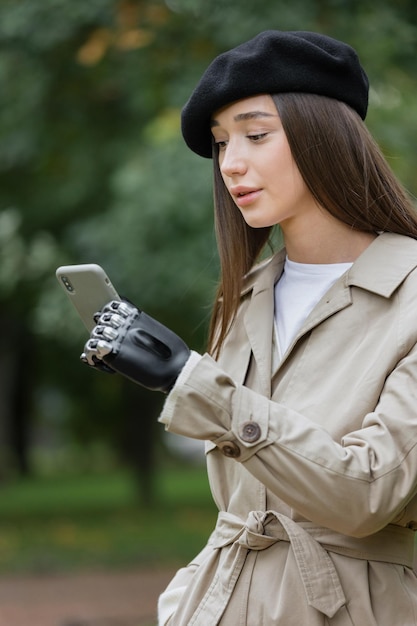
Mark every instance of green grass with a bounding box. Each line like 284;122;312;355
0;467;217;575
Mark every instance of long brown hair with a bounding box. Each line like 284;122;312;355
208;93;417;357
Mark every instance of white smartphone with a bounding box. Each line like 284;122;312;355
56;263;121;332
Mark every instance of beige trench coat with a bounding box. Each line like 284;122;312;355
159;232;417;625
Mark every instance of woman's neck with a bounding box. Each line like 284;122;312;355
282;211;377;264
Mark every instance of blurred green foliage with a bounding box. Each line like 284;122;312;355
0;467;216;573
0;0;415;494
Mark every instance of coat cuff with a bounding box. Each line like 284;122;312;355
159;350;202;426
159;353;272;462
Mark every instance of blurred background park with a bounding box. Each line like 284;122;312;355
0;0;416;589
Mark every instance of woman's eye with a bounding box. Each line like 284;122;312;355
248;133;268;142
215;140;228;150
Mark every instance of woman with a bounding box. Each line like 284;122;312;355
82;31;417;624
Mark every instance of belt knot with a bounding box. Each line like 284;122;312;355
237;510;287;550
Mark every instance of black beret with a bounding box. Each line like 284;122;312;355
181;30;369;158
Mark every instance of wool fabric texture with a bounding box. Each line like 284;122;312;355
181;30;369;158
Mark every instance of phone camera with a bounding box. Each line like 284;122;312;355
61;276;75;293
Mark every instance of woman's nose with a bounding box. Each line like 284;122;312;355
220;143;248;177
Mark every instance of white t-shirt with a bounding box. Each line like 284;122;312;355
274;257;352;359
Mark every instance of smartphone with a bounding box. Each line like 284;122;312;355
56;263;121;332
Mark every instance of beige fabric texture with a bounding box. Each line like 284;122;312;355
159;233;417;625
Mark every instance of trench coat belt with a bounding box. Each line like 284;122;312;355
204;510;415;622
205;510;345;620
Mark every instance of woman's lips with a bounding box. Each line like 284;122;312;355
231;187;262;207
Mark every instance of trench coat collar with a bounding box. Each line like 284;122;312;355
241;251;286;397
240;232;417;395
241;232;417;300
345;232;417;297
241;249;286;297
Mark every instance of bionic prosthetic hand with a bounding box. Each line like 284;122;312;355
81;300;190;393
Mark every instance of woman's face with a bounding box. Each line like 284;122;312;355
211;94;320;232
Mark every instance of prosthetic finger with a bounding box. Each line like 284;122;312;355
80;336;115;368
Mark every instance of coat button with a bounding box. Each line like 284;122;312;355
219;441;240;458
240;421;261;443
